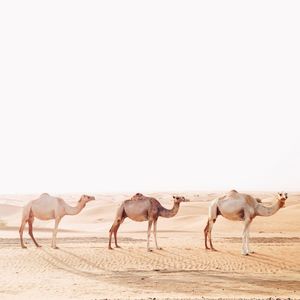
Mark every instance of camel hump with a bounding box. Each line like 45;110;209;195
131;193;144;200
222;189;239;200
40;193;50;197
228;190;239;196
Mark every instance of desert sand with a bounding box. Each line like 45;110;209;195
0;192;299;299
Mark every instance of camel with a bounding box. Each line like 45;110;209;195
108;193;189;251
204;190;288;255
19;193;95;249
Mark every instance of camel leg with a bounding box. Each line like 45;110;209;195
114;222;122;248
51;217;61;249
147;220;153;252
153;219;162;250
245;220;254;253
108;217;124;250
242;219;251;255
108;223;115;250
28;216;41;248
207;219;217;251
109;205;125;250
19;218;28;249
204;220;210;249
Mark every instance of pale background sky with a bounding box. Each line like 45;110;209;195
0;1;299;193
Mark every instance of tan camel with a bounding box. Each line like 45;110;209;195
108;193;189;251
19;193;95;249
204;190;288;255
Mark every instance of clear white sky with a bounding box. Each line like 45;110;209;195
0;1;299;193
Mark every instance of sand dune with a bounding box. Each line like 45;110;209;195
0;192;299;299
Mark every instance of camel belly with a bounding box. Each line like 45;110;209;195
127;215;148;222
30;196;58;220
124;206;149;222
220;211;244;221
31;206;55;220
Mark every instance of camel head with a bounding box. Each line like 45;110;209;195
79;195;95;204
172;196;189;204
277;192;288;208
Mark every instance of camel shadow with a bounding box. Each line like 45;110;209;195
39;247;300;297
40;248;107;281
59;248;105;270
246;252;300;273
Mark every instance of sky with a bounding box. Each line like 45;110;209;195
0;1;299;193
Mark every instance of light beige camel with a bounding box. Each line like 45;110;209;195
19;193;95;249
204;190;288;255
108;193;189;251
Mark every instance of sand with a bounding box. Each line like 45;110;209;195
0;192;299;299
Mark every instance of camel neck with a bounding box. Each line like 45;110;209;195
256;200;281;217
159;201;180;218
65;202;86;216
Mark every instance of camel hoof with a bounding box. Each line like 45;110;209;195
242;253;249;256
108;247;113;250
156;247;163;250
36;245;42;248
115;245;121;248
205;247;210;250
211;248;217;252
21;245;27;249
52;246;59;250
147;249;153;252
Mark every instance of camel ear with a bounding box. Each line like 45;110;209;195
285;192;288;198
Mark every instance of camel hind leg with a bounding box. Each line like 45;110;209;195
204;219;217;250
207;219;217;251
108;218;124;249
204;200;218;251
108;204;126;250
204;220;210;249
19;218;28;249
28;211;41;248
113;217;125;248
19;205;31;249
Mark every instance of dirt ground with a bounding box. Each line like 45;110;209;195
0;192;299;299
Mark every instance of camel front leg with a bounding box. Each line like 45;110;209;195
153;220;162;250
147;220;153;252
52;217;61;249
242;219;251;255
245;220;254;253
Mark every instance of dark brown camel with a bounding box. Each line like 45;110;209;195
108;193;189;251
